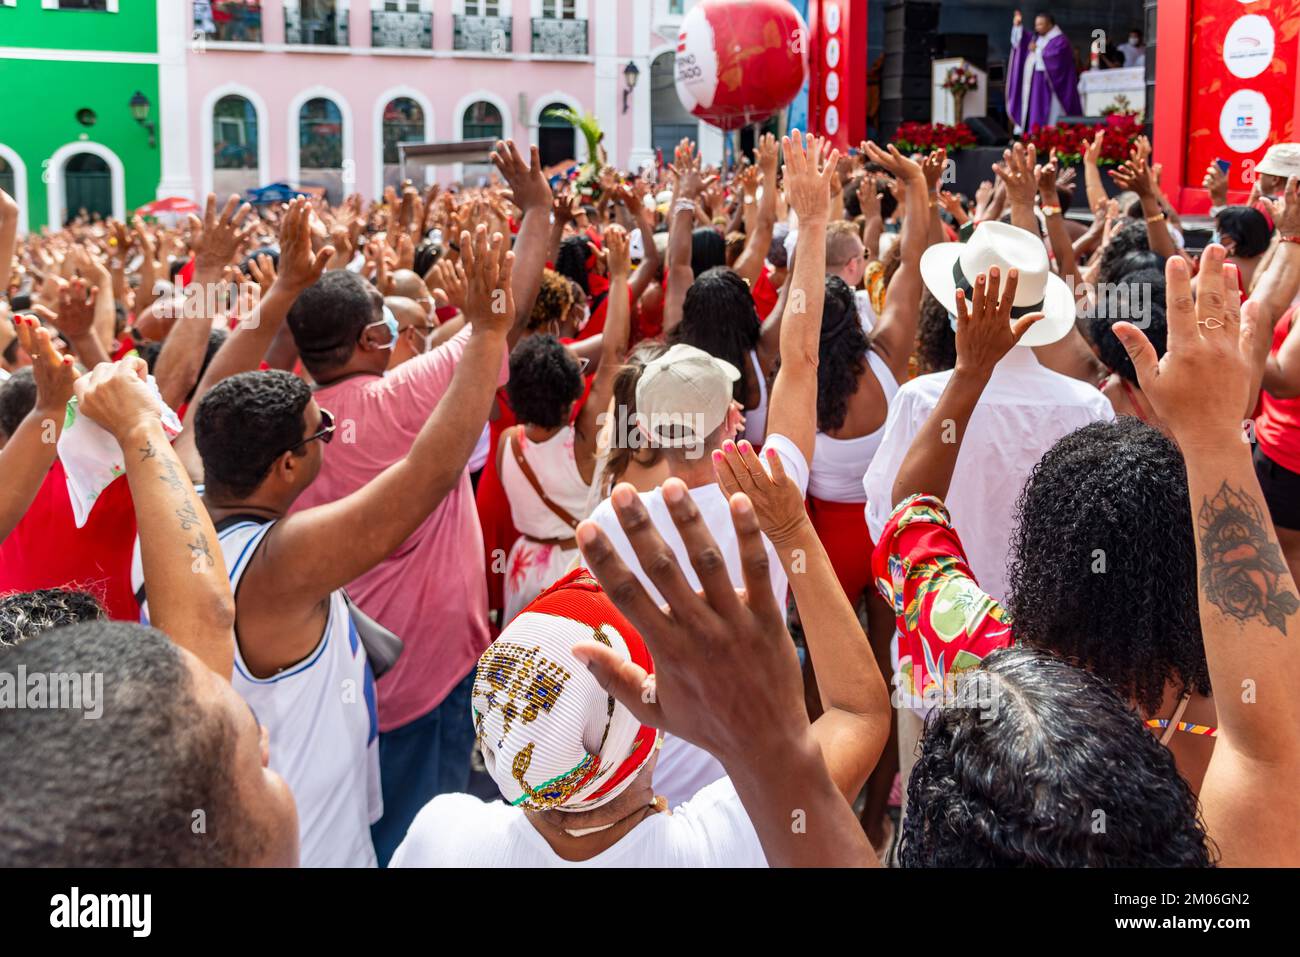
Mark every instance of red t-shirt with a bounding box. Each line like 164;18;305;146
1257;307;1300;473
0;463;140;621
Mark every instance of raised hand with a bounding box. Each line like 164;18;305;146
863;139;923;183
572;481;806;772
756;131;780;177
426;257;467;312
670;138;714;201
1261;175;1300;236
246;252;277;295
713;439;808;548
458;224;515;337
1111;153;1154;198
1203;161;1229;208
598;223;631;280
51;277;97;342
1085;128;1105;166
276;197;334;292
15;316;78;417
921;148;948;195
953;266;1043;377
993;141;1039;208
858;173;882;221
1112;247;1256;447
189;193;255;275
782;130;840;224
491;140;552;213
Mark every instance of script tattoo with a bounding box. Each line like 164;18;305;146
176;501;201;532
1198;482;1300;634
157;451;187;493
139;442;157;460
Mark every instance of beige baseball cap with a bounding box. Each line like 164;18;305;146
635;343;740;448
1256;143;1300;179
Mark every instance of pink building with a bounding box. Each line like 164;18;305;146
167;0;724;202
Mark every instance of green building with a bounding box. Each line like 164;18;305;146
0;0;171;232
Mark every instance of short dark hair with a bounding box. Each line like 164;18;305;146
901;647;1213;867
506;335;585;430
0;588;106;647
1088;266;1167;384
0;367;36;440
1216;205;1273;259
671;267;760;403
1008;418;1209;714
287;270;383;375
195;370;314;499
555;235;592;295
0;621;249;865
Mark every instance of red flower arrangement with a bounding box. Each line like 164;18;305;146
1024;113;1142;166
893;121;978;154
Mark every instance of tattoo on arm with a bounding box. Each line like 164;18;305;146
1198;482;1300;634
140;441;157;460
188;532;215;569
176;500;201;531
157;452;187;493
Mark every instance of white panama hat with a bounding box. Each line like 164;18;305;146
919;220;1076;347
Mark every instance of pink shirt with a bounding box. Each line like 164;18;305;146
291;327;506;731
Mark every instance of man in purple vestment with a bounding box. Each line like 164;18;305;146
1006;10;1083;135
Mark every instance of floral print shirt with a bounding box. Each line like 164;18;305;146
872;494;1014;709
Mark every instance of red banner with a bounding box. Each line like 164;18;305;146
806;0;867;152
1185;0;1300;193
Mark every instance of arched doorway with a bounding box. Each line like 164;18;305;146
461;99;504;184
537;102;576;168
298;96;345;202
381;96;426;191
651;51;698;161
64;153;112;223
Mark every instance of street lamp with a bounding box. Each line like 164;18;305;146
129;91;157;149
622;60;640;114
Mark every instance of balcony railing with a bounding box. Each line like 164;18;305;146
532;17;588;56
193;1;263;43
285;8;349;47
371;9;432;49
453;14;512;54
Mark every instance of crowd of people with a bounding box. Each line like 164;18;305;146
0;120;1298;868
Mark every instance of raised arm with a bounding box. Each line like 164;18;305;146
575;225;632;478
766;131;839;464
491;141;553;350
574;480;876;867
1254;179;1300;398
1036;150;1080;287
663;139;710;337
863;141;929;381
0;188;17;294
892;267;1042;505
714;442;890;803
732;133;780;286
993;141;1040;235
1114;248;1300;866
1111;153;1178;262
0;319;78;542
1083;129;1109;217
153;193;260;411
266;225;513;600
73;359;235;678
620;181;663;304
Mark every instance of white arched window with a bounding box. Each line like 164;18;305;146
376;92;432;194
211;94;262;197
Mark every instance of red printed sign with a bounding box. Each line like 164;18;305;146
1185;0;1300;192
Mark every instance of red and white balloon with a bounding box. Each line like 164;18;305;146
675;0;809;131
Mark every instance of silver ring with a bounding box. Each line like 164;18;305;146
1197;317;1226;330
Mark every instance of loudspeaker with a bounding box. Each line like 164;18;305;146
964;115;1011;146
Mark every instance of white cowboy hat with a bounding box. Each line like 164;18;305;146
1256;143;1300;180
919;220;1076;347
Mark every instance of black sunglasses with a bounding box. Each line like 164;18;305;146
287;408;336;453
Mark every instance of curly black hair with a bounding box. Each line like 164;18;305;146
1216;205;1273;259
506;335;585;430
900;647;1214;867
816;277;868;432
195;370;314;500
916;291;956;375
0;588;106;647
555;235;592;295
1088;266;1167;383
670;267;760;404
1007;418;1209;714
1097;220;1154;286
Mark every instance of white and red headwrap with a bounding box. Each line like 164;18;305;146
472;568;659;812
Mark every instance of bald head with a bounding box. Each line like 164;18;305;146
384;296;427;333
390;269;427;302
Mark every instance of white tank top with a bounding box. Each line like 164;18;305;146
808;350;900;503
742;350;769;445
220;520;382;868
499;426;592;540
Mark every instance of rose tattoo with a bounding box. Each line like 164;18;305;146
1198;482;1300;634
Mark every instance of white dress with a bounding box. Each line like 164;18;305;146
500;426;593;623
